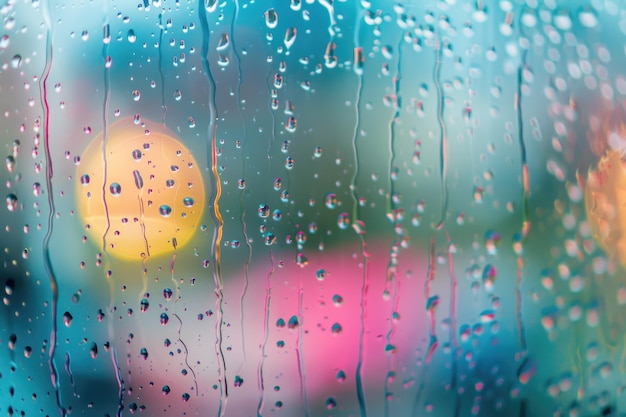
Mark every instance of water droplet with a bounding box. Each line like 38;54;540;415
183;197;194;208
237;179;246;189
285;156;294;169
80;174;90;186
217;33;229;51
325;193;338;209
109;182;121;196
6;194;18;212
163;288;173;300
140;347;148;360
284;27;297;49
63;312;73;327
132;149;142;161
90;343;98;359
133;170;143;189
288;315;299;329
0;35;10;50
264;9;278;29
316;269;326;280
331;323;342;334
258;204;270;218
162;385;171;396
131;89;141;101
32;182;42;196
337;212;350;229
10;54;21;69
127;29;136;43
140;298;149;312
234;375;244;387
165;179;175;188
276;318;286;328
174;89;182;101
578;6;598;28
160;312;169;325
5;156;15;173
159;205;172;217
333;294;343;306
326;397;337;409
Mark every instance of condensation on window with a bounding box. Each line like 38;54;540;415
1;1;626;416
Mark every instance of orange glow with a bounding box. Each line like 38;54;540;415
585;149;626;265
75;117;205;260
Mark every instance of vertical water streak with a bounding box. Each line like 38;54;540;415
256;252;274;417
63;353;76;396
446;232;460;416
350;7;368;417
515;15;530;352
433;36;448;229
295;287;310;417
383;35;404;417
110;349;125;417
158;12;167;124
198;3;228;413
173;313;199;395
230;0;252;371
424;235;438;362
39;2;64;415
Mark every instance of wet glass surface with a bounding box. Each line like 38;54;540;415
1;0;626;416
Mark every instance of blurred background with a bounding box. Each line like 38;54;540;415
1;0;626;416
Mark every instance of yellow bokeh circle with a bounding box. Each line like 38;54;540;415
75;116;205;260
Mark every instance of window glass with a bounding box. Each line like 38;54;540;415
1;1;625;416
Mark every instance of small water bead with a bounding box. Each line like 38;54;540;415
32;182;42;196
314;146;322;158
132;90;141;101
285;156;294;169
273;178;282;190
166;179;175;188
140;347;148;360
331;294;344;307
5;156;15;172
325;193;338;209
109;183;121;196
272;210;282;221
331;323;342;334
258;204;270;218
337;212;350;229
63;312;73;327
80;174;90;185
183;197;194;208
163;288;173;300
159;205;172;217
131;149;142;161
237;179;246;189
6;194;18;212
160;313;169;325
162;385;171;396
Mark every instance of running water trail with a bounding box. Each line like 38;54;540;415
446;232;460;417
515;12;529;354
198;2;228;414
256;252;274;417
39;2;64;414
350;5;368;417
158;11;167;125
230;0;252;374
383;33;404;417
424;235;438;362
295;287;310;417
433;35;448;230
101;12;125;415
